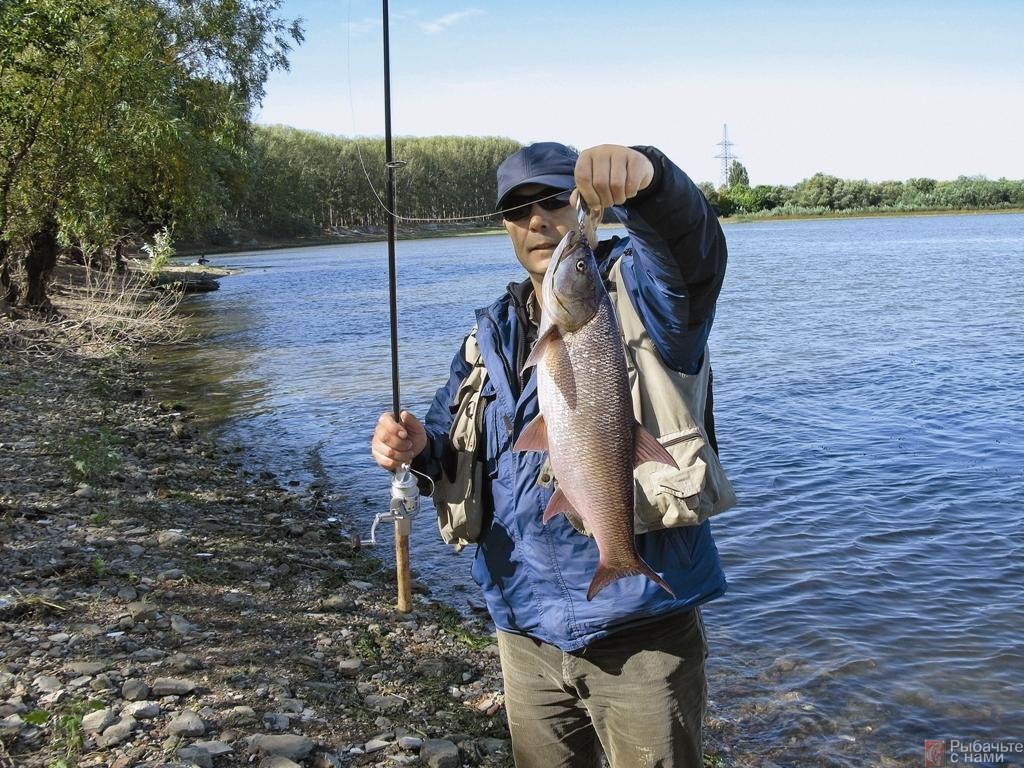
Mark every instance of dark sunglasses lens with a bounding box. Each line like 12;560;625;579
502;191;571;221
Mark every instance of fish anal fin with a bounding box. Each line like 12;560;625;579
513;413;548;453
586;558;676;601
522;325;562;370
541;486;578;524
633;423;679;469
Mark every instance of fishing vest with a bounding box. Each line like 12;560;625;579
433;259;736;549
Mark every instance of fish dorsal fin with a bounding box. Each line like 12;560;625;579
522;324;562;370
633;422;679;469
513;412;548;453
542;486;577;524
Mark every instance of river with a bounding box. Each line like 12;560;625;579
152;212;1024;766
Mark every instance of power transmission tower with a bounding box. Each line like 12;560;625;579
714;124;738;188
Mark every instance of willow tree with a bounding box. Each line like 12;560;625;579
0;0;302;310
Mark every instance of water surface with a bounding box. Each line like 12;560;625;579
153;213;1024;766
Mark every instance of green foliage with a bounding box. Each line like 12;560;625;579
704;168;1024;218
0;0;303;305
432;602;493;650
728;160;749;188
142;227;174;276
229;128;522;238
65;427;121;482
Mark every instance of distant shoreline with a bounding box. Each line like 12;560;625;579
175;207;1024;257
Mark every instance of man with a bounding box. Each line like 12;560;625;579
371;142;731;767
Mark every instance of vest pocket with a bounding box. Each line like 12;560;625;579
634;428;720;533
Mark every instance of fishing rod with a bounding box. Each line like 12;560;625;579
366;0;418;614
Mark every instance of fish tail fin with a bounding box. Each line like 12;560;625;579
586;559;676;601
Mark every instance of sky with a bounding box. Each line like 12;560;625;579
255;0;1024;187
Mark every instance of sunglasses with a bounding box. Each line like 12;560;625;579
501;189;572;221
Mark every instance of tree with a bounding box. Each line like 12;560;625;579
0;0;303;311
728;160;750;189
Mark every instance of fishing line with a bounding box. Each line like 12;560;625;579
343;0;568;224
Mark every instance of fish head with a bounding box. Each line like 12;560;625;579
541;230;601;332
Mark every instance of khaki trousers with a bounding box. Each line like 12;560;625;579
496;609;708;768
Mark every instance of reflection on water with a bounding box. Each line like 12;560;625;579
150;216;1024;766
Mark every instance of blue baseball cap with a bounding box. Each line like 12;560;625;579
495;142;578;211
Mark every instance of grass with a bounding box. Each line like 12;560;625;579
432;603;494;650
65;428;121;483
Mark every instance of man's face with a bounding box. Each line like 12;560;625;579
502;184;579;282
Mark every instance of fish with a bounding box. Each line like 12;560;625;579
513;229;678;600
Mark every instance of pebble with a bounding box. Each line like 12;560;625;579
127;601;158;622
152;677;197;696
177;745;214;768
122;679;151;700
81;707;117;734
122;700;161;720
167;709;206;737
420;738;461;768
247;733;315;761
96;716;136;747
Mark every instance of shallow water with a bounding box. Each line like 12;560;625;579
152;213;1024;766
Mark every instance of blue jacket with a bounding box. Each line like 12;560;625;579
415;147;729;652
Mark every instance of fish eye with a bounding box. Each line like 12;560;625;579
575;259;586;273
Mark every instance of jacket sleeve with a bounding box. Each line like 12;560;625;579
614;145;728;374
410;334;475;492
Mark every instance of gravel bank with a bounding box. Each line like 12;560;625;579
1;317;511;768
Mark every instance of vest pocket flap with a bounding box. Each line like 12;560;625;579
633;428;709;532
650;457;708;500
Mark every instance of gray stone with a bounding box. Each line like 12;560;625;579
65;661;107;676
363;693;405;713
177;745;213;768
321;595;354;612
167;709;206;737
336;658;363;678
259;758;301;768
364;737;391;753
81;707;117;734
33;674;62;693
224;705;258;725
398;735;423;751
123;700;161;719
262;712;290;731
420;739;460;768
117;585;138;601
247;733;315;761
0;715;24;737
122;678;151;700
170;615;196;635
157;529;187;546
152;677;197;696
127;601;159;621
96;716;136;747
193;740;233;757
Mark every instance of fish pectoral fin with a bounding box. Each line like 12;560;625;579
522;324;562;370
542;486;577;524
632;422;679;469
513;412;549;452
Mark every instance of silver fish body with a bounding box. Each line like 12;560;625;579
514;230;677;600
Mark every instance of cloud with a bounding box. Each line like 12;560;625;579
418;9;483;34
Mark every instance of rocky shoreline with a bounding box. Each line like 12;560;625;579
1;316;511;767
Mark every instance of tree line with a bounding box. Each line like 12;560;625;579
226;127;521;242
702;160;1024;217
